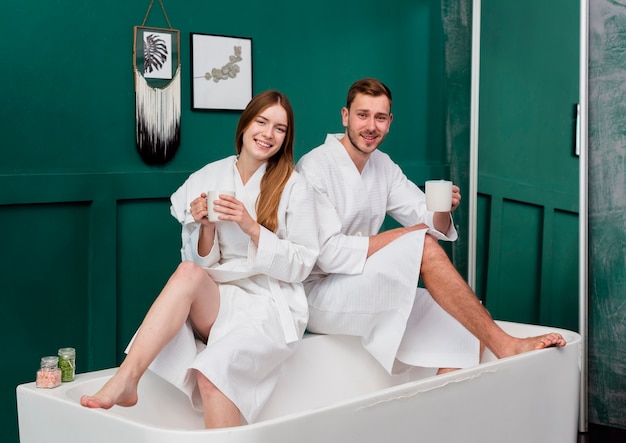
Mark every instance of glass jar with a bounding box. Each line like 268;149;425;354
36;356;61;388
58;347;76;382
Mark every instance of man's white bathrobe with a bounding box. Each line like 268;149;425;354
131;156;319;424
296;134;479;374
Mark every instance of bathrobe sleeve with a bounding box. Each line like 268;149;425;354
246;173;319;283
296;145;369;275
169;157;235;267
383;156;458;242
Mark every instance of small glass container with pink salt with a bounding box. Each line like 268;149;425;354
36;356;62;388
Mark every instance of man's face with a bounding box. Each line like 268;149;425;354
342;93;393;156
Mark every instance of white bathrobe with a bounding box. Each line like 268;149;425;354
296;134;479;374
133;156;319;424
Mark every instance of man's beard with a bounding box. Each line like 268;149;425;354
346;129;382;154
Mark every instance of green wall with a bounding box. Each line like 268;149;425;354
1;1;449;174
476;0;580;332
1;1;471;442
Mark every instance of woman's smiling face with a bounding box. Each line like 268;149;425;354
240;104;288;164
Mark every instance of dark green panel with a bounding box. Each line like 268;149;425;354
478;0;580;332
442;0;473;279
477;177;580;327
479;0;579;194
116;199;182;363
487;200;542;322
0;203;90;443
588;210;626;428
588;3;626;429
479;174;578;213
542;209;579;331
475;193;491;302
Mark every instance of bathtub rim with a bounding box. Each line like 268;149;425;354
16;320;581;435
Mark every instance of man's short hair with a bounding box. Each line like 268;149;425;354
346;78;393;110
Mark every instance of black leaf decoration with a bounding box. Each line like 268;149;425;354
144;33;168;74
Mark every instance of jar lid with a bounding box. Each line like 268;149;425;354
58;347;76;357
41;356;59;367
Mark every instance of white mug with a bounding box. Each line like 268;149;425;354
425;180;452;212
206;190;235;222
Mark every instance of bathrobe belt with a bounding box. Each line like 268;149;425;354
267;277;299;344
205;267;299;344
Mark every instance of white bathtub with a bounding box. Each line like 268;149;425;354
17;321;581;443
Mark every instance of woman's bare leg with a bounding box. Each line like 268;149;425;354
80;261;220;409
196;372;241;428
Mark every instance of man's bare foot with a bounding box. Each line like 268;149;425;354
80;372;139;409
500;333;566;358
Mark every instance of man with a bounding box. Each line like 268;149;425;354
296;78;565;374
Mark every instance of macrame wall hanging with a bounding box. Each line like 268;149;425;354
133;0;181;165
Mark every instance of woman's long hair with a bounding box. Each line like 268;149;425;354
234;90;295;232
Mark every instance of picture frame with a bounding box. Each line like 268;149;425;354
133;26;180;87
190;33;253;111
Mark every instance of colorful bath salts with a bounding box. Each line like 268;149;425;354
36;356;61;388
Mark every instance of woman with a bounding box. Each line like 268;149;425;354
80;90;319;428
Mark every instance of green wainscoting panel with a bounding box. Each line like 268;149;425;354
487;200;543;322
542;209;579;331
1;203;90;440
116;199;182;362
477;175;579;329
2;173;187;443
475;194;491;302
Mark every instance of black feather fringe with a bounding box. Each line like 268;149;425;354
135;118;180;166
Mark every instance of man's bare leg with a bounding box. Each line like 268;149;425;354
436;341;486;375
80;261;220;409
420;235;566;359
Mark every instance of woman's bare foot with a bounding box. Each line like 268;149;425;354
80;371;139;409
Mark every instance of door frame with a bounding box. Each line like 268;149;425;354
468;0;589;432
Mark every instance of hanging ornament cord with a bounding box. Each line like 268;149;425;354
142;0;173;28
135;0;181;165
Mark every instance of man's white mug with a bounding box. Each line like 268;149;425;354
206;190;235;222
425;180;452;212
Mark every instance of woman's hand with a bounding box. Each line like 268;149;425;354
190;193;217;256
210;193;261;244
190;193;215;226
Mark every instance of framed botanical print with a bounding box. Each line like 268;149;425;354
134;26;180;87
190;33;253;111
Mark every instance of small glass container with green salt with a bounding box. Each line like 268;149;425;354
58;347;76;382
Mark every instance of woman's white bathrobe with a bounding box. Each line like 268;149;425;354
296;134;479;374
132;156;319;424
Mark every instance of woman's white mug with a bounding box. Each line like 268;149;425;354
206;190;235;222
425;180;452;212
